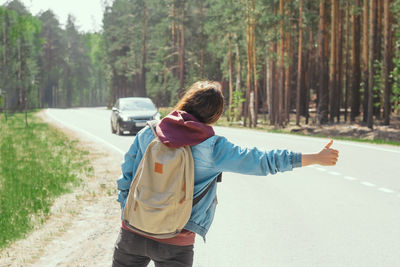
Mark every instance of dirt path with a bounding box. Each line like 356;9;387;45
0;112;123;266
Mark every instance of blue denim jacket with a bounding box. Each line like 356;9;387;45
117;126;302;240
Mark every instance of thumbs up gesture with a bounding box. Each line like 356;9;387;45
301;140;339;167
316;140;339;166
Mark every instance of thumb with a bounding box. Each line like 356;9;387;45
324;140;333;149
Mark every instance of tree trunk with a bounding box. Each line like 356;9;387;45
374;0;383;119
252;0;258;127
383;0;390;125
305;18;315;124
362;0;369;122
171;0;177;78
2;17;6;65
278;0;285;126
139;5;147;97
66;65;72;107
2;15;7;109
234;36;242;121
17;38;23;110
344;0;351;122
367;0;376;129
244;18;250;127
329;0;338;123
200;0;205;79
228;33;233;121
351;0;361;121
265;41;270;122
317;0;329;124
284;24;291;124
296;0;303;126
269;43;277;125
179;4;185;95
269;3;279;125
337;4;344;122
389;7;396;115
244;0;255;127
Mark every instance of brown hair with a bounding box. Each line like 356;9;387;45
174;81;224;124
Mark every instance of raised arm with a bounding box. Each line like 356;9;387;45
211;136;302;176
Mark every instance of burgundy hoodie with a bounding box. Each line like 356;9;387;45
156;110;215;147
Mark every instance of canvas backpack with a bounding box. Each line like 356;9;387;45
123;120;196;239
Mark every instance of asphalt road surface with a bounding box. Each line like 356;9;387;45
46;107;400;267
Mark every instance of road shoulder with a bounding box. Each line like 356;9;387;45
0;111;122;266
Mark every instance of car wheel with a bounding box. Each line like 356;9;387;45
111;121;116;134
116;122;123;135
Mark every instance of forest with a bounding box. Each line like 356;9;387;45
1;0;400;129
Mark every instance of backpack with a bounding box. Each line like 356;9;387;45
123;121;195;239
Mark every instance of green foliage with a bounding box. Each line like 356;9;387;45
0;1;107;110
83;33;109;106
63;15;91;107
230;89;246;121
102;0;145;102
0;4;41;111
1;0;399;120
390;0;400;112
144;0;180;106
0;111;90;249
391;54;400;112
373;59;383;108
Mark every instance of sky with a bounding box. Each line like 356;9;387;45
0;0;112;32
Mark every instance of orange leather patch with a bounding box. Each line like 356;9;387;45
154;162;163;174
182;181;186;191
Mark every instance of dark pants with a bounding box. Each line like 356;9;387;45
112;228;194;267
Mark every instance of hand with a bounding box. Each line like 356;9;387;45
316;140;339;166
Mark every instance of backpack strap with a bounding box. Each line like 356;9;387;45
192;172;222;206
216;172;222;183
146;120;159;139
192;181;214;207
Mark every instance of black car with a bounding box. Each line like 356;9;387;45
111;97;160;135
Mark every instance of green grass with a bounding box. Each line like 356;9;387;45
0;111;91;249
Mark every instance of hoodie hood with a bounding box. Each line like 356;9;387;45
156;110;215;148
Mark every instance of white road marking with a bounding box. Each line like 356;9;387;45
309;167;398;197
360;182;376;187
334;141;400;154
46;109;125;156
272;132;400;154
313;169;397;197
378;188;395;194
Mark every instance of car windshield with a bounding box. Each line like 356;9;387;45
120;99;155;111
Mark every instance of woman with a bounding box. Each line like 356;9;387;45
112;81;339;267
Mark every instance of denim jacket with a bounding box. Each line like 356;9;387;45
117;126;302;240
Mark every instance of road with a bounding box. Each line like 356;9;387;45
46;107;400;267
